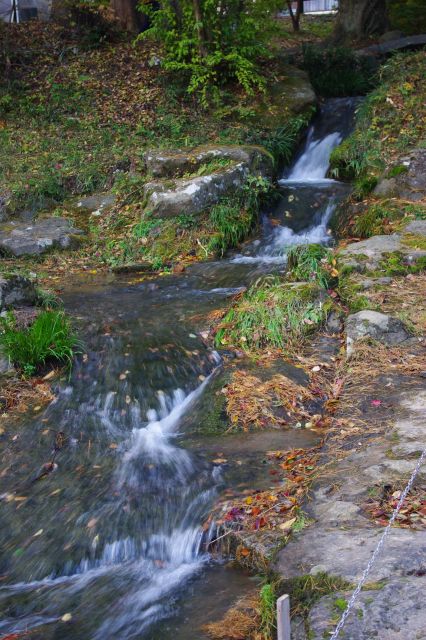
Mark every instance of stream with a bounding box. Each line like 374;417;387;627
0;97;358;640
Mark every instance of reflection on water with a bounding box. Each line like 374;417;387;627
0;97;359;639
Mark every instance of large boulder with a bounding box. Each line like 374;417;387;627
0;275;37;311
144;164;250;218
253;65;317;128
0;218;85;257
144;144;273;179
143;144;274;219
374;148;426;201
346;310;410;355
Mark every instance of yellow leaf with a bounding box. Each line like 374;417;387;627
278;517;296;532
245;496;253;505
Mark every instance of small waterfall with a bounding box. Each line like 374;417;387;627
282;130;342;182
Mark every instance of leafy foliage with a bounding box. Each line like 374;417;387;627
0;311;82;376
388;0;426;34
138;0;282;104
302;45;376;97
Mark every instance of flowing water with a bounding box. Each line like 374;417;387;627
0;97;358;639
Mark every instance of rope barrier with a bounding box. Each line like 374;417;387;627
329;446;426;639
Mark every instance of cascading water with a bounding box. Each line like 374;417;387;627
0;97;359;640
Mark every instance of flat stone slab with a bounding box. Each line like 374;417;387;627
144;144;273;179
307;576;426;640
0;218;84;257
275;526;426;583
340;234;402;262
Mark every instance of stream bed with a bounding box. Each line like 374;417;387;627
0;98;358;639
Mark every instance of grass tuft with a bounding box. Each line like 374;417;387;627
215;278;326;352
0;310;82;377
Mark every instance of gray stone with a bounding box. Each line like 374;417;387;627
360;277;393;290
340;235;402;267
144;163;252;218
144;144;273;179
374;148;426;202
0;191;10;222
346;310;410;354
308;576;426;640
0;275;37;311
275;527;426;583
404;220;426;236
0;218;85;257
373;177;399;197
326;311;342;333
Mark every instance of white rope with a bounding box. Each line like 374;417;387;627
329;446;426;640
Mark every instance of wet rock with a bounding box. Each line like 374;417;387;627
144;163;252;218
346;310;410;354
144;144;273;179
308;576;426;640
0;218;85;257
374;148;426;201
0;275;37;311
0;348;15;376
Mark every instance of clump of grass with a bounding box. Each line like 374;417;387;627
0;310;82;377
259;583;276;639
338;275;372;313
215;278;326;352
282;572;352;620
287;243;335;288
353;202;402;238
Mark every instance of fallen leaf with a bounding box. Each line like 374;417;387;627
278;517;296;532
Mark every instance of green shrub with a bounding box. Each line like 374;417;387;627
389;0;426;35
0;310;82;377
215;278;326;351
302;45;376;97
138;0;282;104
287;243;334;288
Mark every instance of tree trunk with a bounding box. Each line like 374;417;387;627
335;0;389;40
192;0;208;57
287;0;303;32
110;0;148;32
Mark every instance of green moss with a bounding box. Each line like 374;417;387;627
281;573;352;620
338;275;373;313
334;598;347;612
387;164;408;178
401;234;426;251
378;251;426;276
